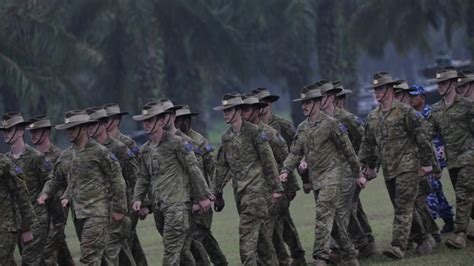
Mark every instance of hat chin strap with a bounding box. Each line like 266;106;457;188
71;126;83;143
5;126;18;145
226;109;238;125
148;117;160;136
91;123;101;138
463;84;473;97
32;128;46;145
440;81;454;97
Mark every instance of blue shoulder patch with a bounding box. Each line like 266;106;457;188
260;132;269;141
15;166;23;174
127;150;135;158
205;144;213;152
111;154;118;161
275;134;286;143
185;142;193;152
339;124;348;134
356;117;365;126
131;146;140;155
194;147;202;154
44;160;52;171
415;112;422;119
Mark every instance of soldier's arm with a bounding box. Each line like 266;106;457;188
4;160;35;231
201;142;216;183
332;121;361;177
281;132;305;178
41;160;66;198
270;132;289;167
177;142;212;201
405;109;438;167
101;152;127;214
358;118;378;170
133;154;151;203
279;120;296;145
120;148;140;196
253;130;283;193
346;115;365;154
213;145;230;194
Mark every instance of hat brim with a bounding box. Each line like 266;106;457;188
426;77;458;84
241;102;268;109
55;121;95;130
292;95;323;102
166;106;183;112
132;110;171;121
456;79;474;87
106;111;129;117
261;95;279;102
0;121;30;130
365;80;402;89
176;112;199;117
26;125;54;131
213;104;243;111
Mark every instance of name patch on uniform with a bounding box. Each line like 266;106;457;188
111;154;118;161
260;132;269;141
15;166;23;174
205;144;213;152
185;143;193;152
339;124;348;134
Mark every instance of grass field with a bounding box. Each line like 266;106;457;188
16;172;474;265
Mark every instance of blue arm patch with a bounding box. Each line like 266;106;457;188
415;112;422;119
127;150;135;158
131;146;140;155
260;132;269;141
44;160;52;171
339;124;348;134
356;117;365;126
205;144;213;152
194;147;202;154
15;166;23;174
185;143;193;152
111;154;118;161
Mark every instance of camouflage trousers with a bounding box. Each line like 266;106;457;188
385;172;419;250
331;178;357;259
272;195;292;265
193;210;228;266
348;187;375;250
19;222;49;265
43;206;74;266
449;166;474;234
256;195;279;265
0;230;17;266
281;197;305;260
120;212;148;266
74;216;110;265
152;202;192;266
236;192;277;266
409;176;439;244
103;216;136;266
312;184;340;261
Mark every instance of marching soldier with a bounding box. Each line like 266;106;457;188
104;103;141;155
456;70;474;100
38;110;128;265
27;115;74;266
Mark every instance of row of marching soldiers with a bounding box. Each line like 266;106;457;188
0;66;472;266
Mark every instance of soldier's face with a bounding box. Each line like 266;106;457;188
66;126;81;142
240;106;253;121
87;122;99;137
409;94;424;108
437;80;455;95
143;116;158;134
3;126;24;144
334;96;345;108
302;99;319;117
321;95;334;110
223;107;239;123
457;83;472;97
394;91;410;104
106;116;120;132
30;128;49;144
373;86;392;103
261;100;272;114
175;116;191;132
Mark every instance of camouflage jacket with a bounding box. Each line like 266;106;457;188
0;154;35;232
117;131;140;156
334;107;365;154
6;144;50;224
258;121;300;192
359;101;437;179
428;95;474;169
214;120;283;196
268;114;296;146
41;139;127;219
282;112;360;190
103;137;138;204
186;128;216;184
42;144;66;225
133;132;212;208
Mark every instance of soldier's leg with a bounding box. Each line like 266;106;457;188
121;212;148;266
104;216;136;266
272;202;291;265
0;230;17;266
282;207;306;261
194;211;227;265
56;207;74;266
448;168;459;189
162;203;191;265
312;185;339;262
21;221;49;266
189;238;209;266
43;224;62;266
79;217;109;265
256;195;278;265
452;166;474;235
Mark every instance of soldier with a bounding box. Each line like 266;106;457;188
393;80;411;104
131;103;213;265
86;107;137;265
0;153;35;265
104;103;141;155
279;84;363;266
252;88;306;264
2;112;50;265
175;105;229;266
213;92;283;265
359;72;438;259
408;85;455;234
38;110;128;265
103;103;149;266
427;67;474;249
318;80;360;264
456;70;474;100
27;115;74;266
332;84;376;258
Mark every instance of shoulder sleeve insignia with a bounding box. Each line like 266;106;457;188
44;160;52;171
15;166;23;174
356;117;365;126
260;132;269;141
131;146;140;155
185;142;193;152
111;154;118;161
127;150;135;158
205;144;213;152
339;124;348;134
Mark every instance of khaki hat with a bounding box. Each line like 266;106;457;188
317;80;342;95
132;103;170;121
365;72;402;89
157;99;183;112
394;80;410;93
176;105;199;117
86;107;109;121
456;70;474;87
251;88;280;102
292;84;324;102
0;112;30;130
103;103;129;117
213;93;245;111
55;110;94;130
427;66;458;84
26;115;54;130
241;93;268;109
332;80;344;90
336;89;352;97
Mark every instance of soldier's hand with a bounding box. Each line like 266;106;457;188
192;204;201;214
214;194;225;212
138;207;150;219
272;192;282;203
61;199;69;208
297;161;308;175
37;194;48;205
286;191;296;201
356;175;367;189
419;166;433;176
112;212;125;222
199;198;211;213
21;231;33;243
132;201;142;212
279;173;289;182
303;183;312;194
365;167;377;180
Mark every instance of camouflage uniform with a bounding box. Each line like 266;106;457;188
133;131;212;266
282;112;360;262
429;95;474;235
334;107;375;252
117;132;141;156
214;120;283;266
6;144;50;265
359;101;438;250
41;139;128;265
267;114;305;261
0;154;36;265
186;128;228;266
41;144;74;266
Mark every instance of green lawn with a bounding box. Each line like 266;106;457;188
17;172;474;265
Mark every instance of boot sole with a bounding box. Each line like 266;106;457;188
445;240;465;249
382;250;403;260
